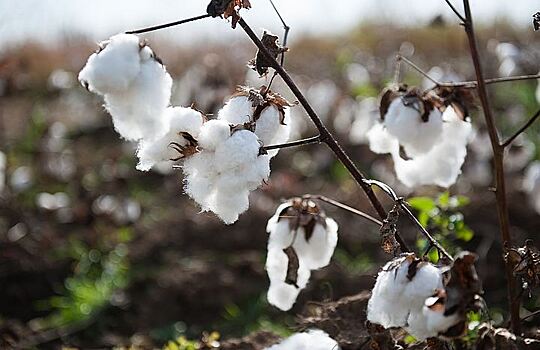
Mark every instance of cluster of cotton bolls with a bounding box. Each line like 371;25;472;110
265;198;338;311
367;89;473;188
367;254;461;341
265;329;340;350
79;34;291;224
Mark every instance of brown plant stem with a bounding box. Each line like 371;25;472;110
125;14;211;34
236;17;413;252
461;0;520;334
260;135;322;154
303;194;383;226
502;108;540;148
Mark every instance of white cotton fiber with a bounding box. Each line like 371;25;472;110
136;107;204;171
384;98;444;156
265;329;340;350
218;96;291;156
392;107;472;188
349;97;378;145
78;34;141;95
367;122;399;155
182;127;270;224
79;34;173;141
197;119;232;151
265;202;339;310
523;161;540;214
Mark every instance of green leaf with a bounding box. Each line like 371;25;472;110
408;197;436;212
456;227;474;242
437;191;450;208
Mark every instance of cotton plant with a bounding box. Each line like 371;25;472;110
367;253;474;341
367;85;473;188
265;198;338;311
79;34;292;224
265;329;340;350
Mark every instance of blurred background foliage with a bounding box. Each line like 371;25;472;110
0;10;540;349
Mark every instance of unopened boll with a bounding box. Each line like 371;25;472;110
265;200;339;311
265;329;340;350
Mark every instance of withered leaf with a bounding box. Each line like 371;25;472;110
378;86;401;121
283;246;300;288
248;31;288;77
206;0;251;28
169;132;199;160
234;85;296;125
379;204;401;255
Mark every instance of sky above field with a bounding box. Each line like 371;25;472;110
0;0;537;47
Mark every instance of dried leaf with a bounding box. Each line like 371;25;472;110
206;0;251;28
169;132;199;160
283;246;300;288
504;240;540;292
533;12;540;31
379;204;401;254
233;86;296;125
248;31;288;77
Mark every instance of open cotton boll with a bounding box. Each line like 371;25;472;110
293;218;339;270
217;95;253;125
265;330;340;350
136;107;204;171
209;187;251;224
367;122;399;155
405;303;460;341
214;130;261;172
403;263;443;304
197;119;231;151
392;107;472;188
266;247;311;311
384;98;444;156
183;152;217;210
78;34;141;95
104;58;173;141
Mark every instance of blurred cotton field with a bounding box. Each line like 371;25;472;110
1;1;540;349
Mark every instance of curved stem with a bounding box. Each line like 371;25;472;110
462;0;520;333
502;108;540;148
303;194;383;227
443;0;466;23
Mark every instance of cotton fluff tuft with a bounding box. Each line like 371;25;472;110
265;200;339;311
79;34;173;141
136;107;204;171
183;126;270;224
368;106;472;188
384;98;444;157
265;329;340;350
367;255;460;341
523;161;540;215
218;96;291;156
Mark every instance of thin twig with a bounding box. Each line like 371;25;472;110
501;108;540;148
303;194;383;226
461;0;520;333
266;0;291;91
237;17;411;253
397;55;439;85
125;14;211;34
400;201;453;262
260;135;321;154
521;309;540;322
443;0;466;23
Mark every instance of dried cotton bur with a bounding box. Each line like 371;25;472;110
265;198;338;311
367;252;481;341
79;34;293;224
367;84;474;188
505;240;540;294
264;329;340;350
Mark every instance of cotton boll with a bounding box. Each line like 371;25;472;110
183;152;217;210
214;130;260;172
104;58;173;141
78;34;141;95
265;330;340;350
367;122;399;155
266;247;311;311
210;188;250;224
256;105;291;155
391;107;472;188
267;220;295;250
403;263;443;305
197;119;231;151
218;95;253;125
136;107;204;171
384;98;444;156
293;218;338;270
